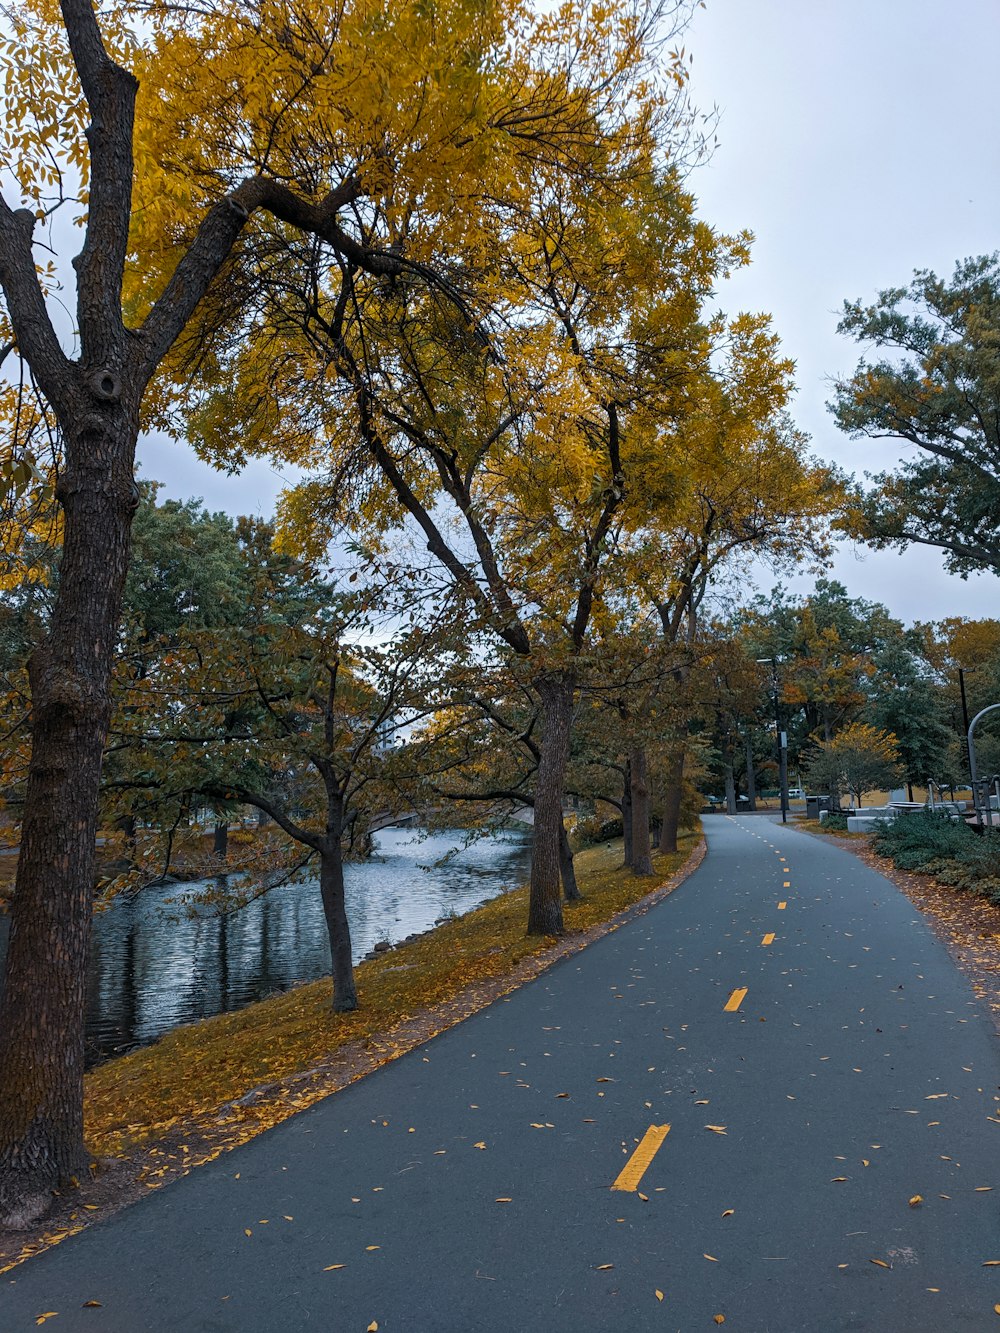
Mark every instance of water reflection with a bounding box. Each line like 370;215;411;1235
0;827;533;1066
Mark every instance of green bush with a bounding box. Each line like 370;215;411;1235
821;811;849;832
573;814;623;846
872;811;1000;902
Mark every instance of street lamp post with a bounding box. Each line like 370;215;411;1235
757;657;788;825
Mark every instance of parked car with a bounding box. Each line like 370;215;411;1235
787;787;806;800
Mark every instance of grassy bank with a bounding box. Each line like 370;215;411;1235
84;832;699;1159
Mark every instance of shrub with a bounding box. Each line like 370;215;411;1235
822;811;849;832
873;811;1000;901
573;814;623;846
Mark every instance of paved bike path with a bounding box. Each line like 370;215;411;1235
3;817;999;1331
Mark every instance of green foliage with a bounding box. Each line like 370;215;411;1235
872;811;1000;903
821;811;849;832
832;254;1000;578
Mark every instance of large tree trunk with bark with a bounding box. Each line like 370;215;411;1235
527;676;574;935
213;820;229;861
724;749;737;815
658;747;685;853
558;822;580;901
744;735;757;812
0;415;138;1228
629;745;654;875
621;760;633;867
318;837;357;1013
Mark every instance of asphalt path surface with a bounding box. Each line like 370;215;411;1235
4;816;999;1331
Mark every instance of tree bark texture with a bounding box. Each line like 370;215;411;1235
318;840;357;1013
0;411;138;1227
213;820;229;861
629;746;654;875
724;748;737;815
526;677;573;935
745;735;757;811
621;760;633;867
658;748;685;852
558;822;580;901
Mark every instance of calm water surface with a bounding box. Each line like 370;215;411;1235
0;827;533;1065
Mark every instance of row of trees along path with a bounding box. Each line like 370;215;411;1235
0;0;833;1228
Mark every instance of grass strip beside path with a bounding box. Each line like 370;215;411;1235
1;831;702;1272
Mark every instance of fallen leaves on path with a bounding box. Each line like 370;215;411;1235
908;1195;923;1207
704;1125;727;1135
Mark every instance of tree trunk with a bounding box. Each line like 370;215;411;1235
0;415;138;1228
621;759;633;867
527;676;574;935
724;748;737;815
907;781;914;802
118;813;137;865
745;735;757;811
213;820;229;861
658;748;685;853
629;746;654;875
559;822;580;901
318;841;357;1013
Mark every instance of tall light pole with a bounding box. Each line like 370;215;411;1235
756;657;788;824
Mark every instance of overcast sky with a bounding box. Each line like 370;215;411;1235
139;0;1000;626
682;0;1000;623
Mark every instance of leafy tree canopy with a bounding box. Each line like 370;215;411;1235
831;254;1000;577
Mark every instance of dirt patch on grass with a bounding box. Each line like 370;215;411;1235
0;832;705;1272
790;822;1000;1037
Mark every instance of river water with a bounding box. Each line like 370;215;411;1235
0;827;533;1066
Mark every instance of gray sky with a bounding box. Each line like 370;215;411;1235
684;0;1000;622
140;0;1000;625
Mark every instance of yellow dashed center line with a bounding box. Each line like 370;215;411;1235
724;987;748;1012
761;933;775;946
783;881;791;888
611;1124;670;1192
777;901;787;910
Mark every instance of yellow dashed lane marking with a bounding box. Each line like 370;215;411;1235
611;1124;670;1192
724;987;748;1012
783;881;791;888
778;901;787;910
761;933;775;946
